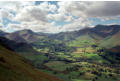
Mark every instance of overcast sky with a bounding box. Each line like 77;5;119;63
0;1;120;33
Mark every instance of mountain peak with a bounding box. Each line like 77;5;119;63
18;29;33;33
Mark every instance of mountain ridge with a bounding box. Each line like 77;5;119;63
1;24;120;48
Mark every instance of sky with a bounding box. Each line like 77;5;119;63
0;1;120;33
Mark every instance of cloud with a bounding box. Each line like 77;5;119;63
14;6;48;23
11;2;60;33
0;1;120;33
85;2;120;18
60;18;92;32
48;13;65;21
14;2;58;24
20;21;61;33
58;1;120;18
0;1;35;11
3;20;61;33
0;9;14;20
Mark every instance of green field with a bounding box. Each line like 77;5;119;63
44;61;73;71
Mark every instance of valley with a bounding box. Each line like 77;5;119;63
0;39;64;81
0;24;120;81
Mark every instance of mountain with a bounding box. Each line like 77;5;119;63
1;24;120;49
0;24;120;43
50;25;120;48
0;37;63;81
56;25;120;40
5;29;47;43
50;28;98;41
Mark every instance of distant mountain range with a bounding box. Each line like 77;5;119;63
0;24;120;49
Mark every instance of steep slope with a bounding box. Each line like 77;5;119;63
100;31;120;48
0;37;38;56
0;30;8;37
0;38;63;81
109;46;120;53
67;34;96;47
90;25;120;37
5;32;27;43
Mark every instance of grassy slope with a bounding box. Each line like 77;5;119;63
99;31;120;48
67;34;95;47
0;45;63;81
67;31;103;47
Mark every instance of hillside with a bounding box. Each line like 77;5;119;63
100;31;120;48
52;25;119;39
89;25;120;37
0;39;63;81
0;37;39;56
5;29;47;43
